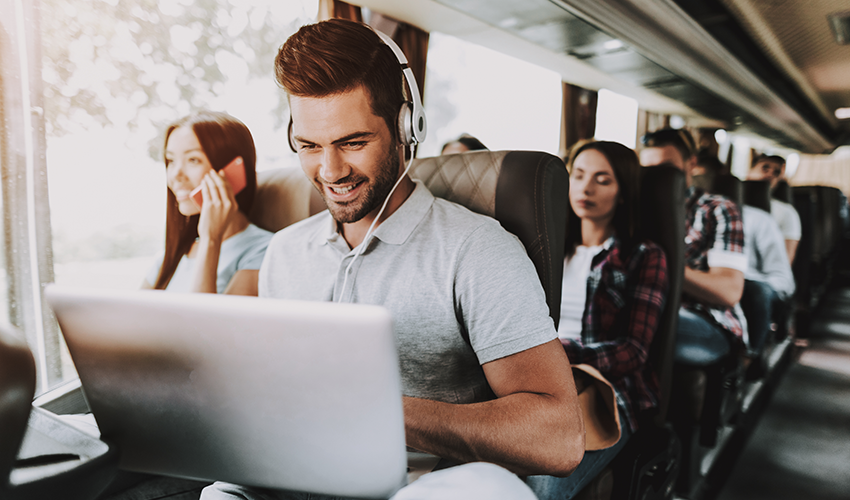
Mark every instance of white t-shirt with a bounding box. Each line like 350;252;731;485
742;206;795;300
558;244;604;341
770;199;802;241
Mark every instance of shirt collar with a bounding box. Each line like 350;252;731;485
371;179;433;245
313;179;434;248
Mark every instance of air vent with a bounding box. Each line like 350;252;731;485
828;11;850;45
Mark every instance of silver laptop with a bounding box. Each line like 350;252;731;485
45;284;408;499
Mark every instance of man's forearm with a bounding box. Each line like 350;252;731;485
683;267;744;308
403;391;584;477
784;239;798;265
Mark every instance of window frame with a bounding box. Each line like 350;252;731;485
1;0;63;395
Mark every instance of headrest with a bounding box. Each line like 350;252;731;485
249;167;326;233
410;150;568;327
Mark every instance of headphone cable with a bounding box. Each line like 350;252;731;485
338;146;414;303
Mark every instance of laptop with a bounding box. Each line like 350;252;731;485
44;284;409;499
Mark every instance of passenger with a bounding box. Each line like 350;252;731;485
693;149;725;178
640;129;746;368
532;140;668;499
440;133;488;154
142;111;273;295
747;155;801;264
201;18;583;500
739;203;795;378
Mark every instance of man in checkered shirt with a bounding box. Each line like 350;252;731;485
639;129;747;367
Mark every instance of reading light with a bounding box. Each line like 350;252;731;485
603;39;623;51
836;107;850;120
828;11;850;45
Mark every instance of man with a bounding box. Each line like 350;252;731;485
203;19;584;500
692;154;794;374
639;129;747;367
739;203;794;377
441;134;488;155
747;155;801;264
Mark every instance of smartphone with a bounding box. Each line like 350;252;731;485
191;157;247;210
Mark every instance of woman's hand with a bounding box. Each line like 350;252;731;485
196;169;239;245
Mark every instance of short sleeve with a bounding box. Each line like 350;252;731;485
453;222;557;364
772;200;802;241
233;225;274;270
706;198;747;272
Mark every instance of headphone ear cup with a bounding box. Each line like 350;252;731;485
288;118;297;153
397;101;413;146
411;104;427;145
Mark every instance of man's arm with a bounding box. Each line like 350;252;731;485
403;339;585;478
784;239;798;265
683;266;744;308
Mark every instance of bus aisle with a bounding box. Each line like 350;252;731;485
715;280;850;499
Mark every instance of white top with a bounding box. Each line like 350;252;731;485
742;206;795;300
147;223;273;293
558;244;604;341
770;199;802;241
259;180;556;404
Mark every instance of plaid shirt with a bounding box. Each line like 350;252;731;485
682;187;745;340
562;237;668;432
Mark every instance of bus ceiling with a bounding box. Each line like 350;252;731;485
358;0;850;154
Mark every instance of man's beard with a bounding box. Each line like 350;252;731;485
318;143;400;224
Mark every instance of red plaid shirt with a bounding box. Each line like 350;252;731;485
561;237;668;431
682;187;745;340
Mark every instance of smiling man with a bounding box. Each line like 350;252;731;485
201;18;584;500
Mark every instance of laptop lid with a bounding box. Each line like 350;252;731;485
44;285;407;499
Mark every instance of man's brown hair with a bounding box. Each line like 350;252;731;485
275;18;406;143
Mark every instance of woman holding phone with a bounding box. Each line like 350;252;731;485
142;110;273;295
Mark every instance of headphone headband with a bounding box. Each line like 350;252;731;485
288;24;428;152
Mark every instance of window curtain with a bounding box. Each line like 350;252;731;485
635;110;670;146
791;153;850;195
559;83;598;160
317;2;429;102
318;0;362;22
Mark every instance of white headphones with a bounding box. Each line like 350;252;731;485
287;26;428;152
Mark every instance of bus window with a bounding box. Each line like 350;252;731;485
594;88;638;148
33;0;317;394
421;31;561;158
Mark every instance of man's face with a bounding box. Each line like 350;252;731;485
748;160;783;189
290;85;402;224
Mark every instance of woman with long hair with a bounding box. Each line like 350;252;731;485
142;110;272;295
528;140;669;499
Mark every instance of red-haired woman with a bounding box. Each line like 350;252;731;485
142;110;272;295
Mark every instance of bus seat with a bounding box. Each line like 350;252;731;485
0;324;36;488
409;150;568;328
794;185;843;312
792;187;815;329
743;180;771;212
708;174;743;208
637;166;686;427
772;180;793;204
0;324;118;500
249;167;326;233
609;165;684;500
